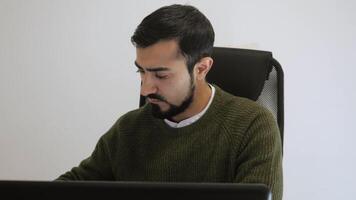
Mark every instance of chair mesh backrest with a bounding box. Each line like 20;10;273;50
257;66;278;123
209;47;284;145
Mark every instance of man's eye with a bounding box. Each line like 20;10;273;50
136;69;144;74
156;74;168;79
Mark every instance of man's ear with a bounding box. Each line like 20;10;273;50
195;57;213;81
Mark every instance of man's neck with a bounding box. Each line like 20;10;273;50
171;82;212;122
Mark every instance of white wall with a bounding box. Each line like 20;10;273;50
0;0;355;200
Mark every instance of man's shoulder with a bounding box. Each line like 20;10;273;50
114;104;152;128
216;86;269;116
212;87;280;150
214;86;277;130
100;104;153;141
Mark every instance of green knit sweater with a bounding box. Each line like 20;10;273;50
57;86;283;200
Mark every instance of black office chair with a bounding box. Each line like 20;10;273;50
139;47;284;147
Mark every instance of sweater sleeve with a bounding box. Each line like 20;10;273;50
55;135;114;181
233;108;283;200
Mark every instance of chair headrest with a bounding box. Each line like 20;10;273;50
208;47;273;101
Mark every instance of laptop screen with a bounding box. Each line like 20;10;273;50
0;180;271;200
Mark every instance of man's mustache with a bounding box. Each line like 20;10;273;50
146;94;167;102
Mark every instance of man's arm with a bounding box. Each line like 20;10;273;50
234;109;283;200
56;136;114;181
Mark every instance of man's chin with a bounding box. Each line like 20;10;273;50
150;104;170;119
149;89;194;120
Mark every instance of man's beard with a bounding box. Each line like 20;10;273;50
148;85;195;120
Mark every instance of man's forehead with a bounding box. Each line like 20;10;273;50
135;40;185;70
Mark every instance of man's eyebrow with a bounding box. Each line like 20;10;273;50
134;61;170;72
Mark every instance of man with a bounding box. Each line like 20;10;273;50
57;4;283;200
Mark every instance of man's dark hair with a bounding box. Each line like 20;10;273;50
131;4;215;73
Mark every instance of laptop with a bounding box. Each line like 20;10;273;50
0;180;272;200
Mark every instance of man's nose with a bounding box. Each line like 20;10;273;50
140;76;157;97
